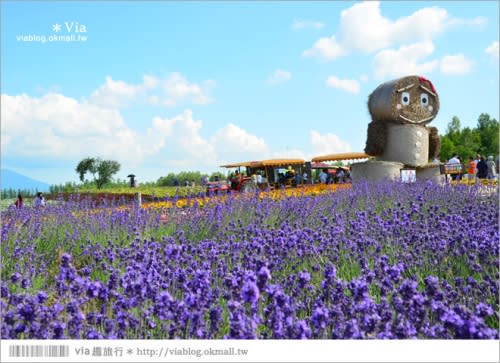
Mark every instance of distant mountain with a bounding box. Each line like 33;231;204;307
1;169;50;192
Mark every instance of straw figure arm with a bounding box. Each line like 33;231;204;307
364;121;387;156
428;126;441;161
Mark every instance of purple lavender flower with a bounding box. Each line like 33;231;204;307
60;253;72;268
298;271;311;289
311;306;329;331
241;281;260;304
10;272;21;284
257;266;271;289
475;303;494;318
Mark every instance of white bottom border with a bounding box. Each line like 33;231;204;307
1;339;499;363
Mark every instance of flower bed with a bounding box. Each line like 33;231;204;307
1;181;498;339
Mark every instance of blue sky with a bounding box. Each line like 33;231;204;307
1;1;498;185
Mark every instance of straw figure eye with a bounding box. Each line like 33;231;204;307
420;93;429;106
401;92;410;106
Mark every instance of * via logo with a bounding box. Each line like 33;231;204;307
52;21;87;33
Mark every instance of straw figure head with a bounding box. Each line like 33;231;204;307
368;75;439;125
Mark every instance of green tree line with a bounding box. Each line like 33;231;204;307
156;171;223;186
46;171;224;193
1;188;41;199
439;113;498;162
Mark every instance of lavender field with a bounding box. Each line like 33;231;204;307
1;181;498;339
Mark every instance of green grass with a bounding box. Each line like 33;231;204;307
72;185;207;198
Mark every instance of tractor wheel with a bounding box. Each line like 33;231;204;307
241;182;257;193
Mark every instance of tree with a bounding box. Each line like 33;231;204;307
455;127;480;160
96;160;121;189
440;113;499;162
445;116;462;145
75;157;121;189
476;113;499;157
439;137;455;161
76;157;97;183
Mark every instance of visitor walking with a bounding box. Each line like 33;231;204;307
14;193;23;208
467;156;477;183
33;192;45;207
486;156;497;179
476;156;488;180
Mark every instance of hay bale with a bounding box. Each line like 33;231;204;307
416;164;444;184
368;75;440;125
428;126;441;160
364;121;387;156
351;160;404;182
379;123;429;167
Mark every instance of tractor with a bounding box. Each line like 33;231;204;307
220;159;308;192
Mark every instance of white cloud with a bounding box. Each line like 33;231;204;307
2;76;361;177
439;54;473;75
485;41;499;61
0;93;142;163
90;76;144;108
467;16;487;27
89;73;214;109
302;35;346;60
373;41;439;80
0;90;271;173
304;1;479;61
310;130;352;155
292;20;325;30
143;75;158;89
163;72;214;106
337;1;393;53
149;110;217;164
325;76;361;94
267;69;292;85
212;123;270;163
339;2;455;52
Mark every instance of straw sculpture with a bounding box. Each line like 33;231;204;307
364;75;441;159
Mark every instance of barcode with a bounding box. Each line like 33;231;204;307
9;345;69;358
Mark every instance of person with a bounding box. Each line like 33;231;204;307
231;171;241;190
14;193;23;208
251;173;258;184
293;172;301;187
476;156;488;180
336;167;345;183
447;155;461;181
448;154;460;164
184;180;189;187
256;172;263;185
319;169;328;184
475;154;482;175
33;192;45;207
467;156;477;183
486;156;497;180
302;172;308;185
344;169;352;183
278;172;286;187
286;167;294;183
